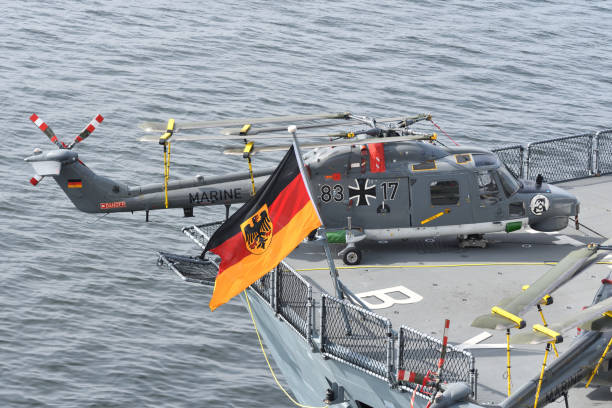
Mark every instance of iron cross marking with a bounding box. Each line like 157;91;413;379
349;178;377;206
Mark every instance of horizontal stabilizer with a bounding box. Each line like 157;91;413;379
31;160;61;176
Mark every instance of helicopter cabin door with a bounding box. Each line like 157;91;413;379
409;174;473;228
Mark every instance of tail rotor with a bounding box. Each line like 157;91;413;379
29;113;104;151
27;113;104;186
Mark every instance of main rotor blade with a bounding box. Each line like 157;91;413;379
511;296;612;345
139;112;351;133
222;134;434;155
218;114;430;136
139;131;346;142
221;121;355;136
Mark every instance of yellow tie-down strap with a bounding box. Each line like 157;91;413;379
533;324;563;344
492;306;526;329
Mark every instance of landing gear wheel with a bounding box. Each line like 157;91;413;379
343;248;362;265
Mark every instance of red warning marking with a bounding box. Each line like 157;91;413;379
325;173;341;181
100;201;126;210
30;114;48;131
30;176;40;186
602;279;612;285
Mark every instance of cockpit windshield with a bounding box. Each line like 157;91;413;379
496;166;521;197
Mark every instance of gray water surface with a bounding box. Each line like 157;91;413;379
2;1;612;407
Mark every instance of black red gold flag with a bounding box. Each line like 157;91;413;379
205;146;322;310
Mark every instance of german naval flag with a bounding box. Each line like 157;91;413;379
205;146;322;310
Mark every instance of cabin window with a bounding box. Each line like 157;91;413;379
472;153;499;167
497;167;521;197
430;180;460;205
509;202;525;217
455;153;471;164
477;170;501;205
412;160;436;171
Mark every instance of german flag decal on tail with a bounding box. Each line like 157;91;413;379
67;179;82;188
205;146;321;310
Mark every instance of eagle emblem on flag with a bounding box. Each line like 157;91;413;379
240;204;273;254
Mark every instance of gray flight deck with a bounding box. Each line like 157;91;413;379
282;174;612;406
164;174;612;408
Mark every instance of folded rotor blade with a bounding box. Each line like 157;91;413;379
222;134;434;155
221;121;355;136
472;242;610;330
139;132;343;142
139;112;351;133
511;296;612;345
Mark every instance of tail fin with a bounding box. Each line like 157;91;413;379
25;149;129;213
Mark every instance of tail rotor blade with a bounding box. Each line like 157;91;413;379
30;114;65;148
29;175;44;186
68;114;104;149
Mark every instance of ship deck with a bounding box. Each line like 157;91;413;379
285;174;612;405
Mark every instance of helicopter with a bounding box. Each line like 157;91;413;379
24;112;580;265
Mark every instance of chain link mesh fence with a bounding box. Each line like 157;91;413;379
251;271;272;304
597;130;612;175
492;145;524;179
398;326;475;396
526;134;594;183
276;263;312;341
320;294;393;381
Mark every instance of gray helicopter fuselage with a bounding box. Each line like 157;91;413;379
305;141;579;238
26;140;578;239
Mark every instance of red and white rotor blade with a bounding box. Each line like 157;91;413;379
69;114;104;148
29;175;44;186
30;114;66;148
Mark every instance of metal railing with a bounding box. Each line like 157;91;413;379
320;294;394;382
398;326;476;397
526;133;593;183
493;144;524;179
178;221;479;395
276;263;314;343
597;130;612;175
492;129;612;183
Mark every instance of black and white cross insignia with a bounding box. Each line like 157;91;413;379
348;178;376;206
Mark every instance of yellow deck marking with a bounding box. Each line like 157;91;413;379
295;261;612;272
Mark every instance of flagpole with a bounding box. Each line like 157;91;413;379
288;125;347;301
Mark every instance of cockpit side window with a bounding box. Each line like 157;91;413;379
497;166;521;198
472;153;499;167
477;170;501;205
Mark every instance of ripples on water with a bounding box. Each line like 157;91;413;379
2;1;612;406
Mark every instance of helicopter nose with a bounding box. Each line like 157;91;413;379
528;184;579;232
